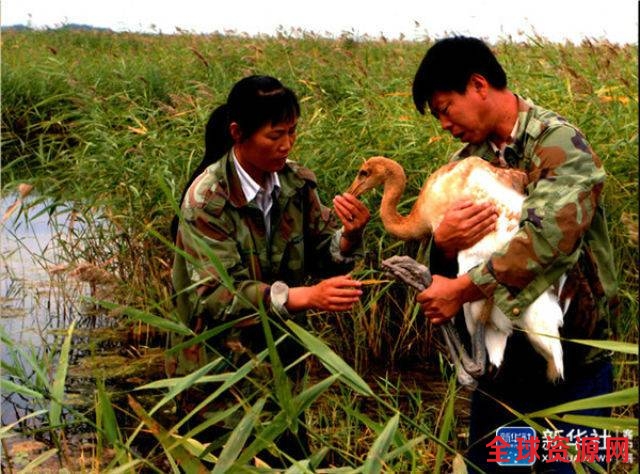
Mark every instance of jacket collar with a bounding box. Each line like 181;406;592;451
204;151;310;214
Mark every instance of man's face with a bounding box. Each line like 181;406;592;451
428;79;491;144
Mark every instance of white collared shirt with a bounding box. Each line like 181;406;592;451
232;148;281;236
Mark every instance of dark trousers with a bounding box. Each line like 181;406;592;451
466;332;613;474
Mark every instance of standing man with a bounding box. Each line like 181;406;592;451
411;36;618;473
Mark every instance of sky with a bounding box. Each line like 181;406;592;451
1;0;638;44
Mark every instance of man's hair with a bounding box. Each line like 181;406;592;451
412;36;507;114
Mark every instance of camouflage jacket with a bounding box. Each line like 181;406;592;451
168;151;359;375
440;96;618;363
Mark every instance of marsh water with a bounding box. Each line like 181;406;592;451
1;196;83;424
0;195;139;429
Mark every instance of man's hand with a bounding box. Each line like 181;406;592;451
416;274;484;324
434;200;498;258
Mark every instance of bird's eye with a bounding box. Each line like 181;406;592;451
359;170;369;178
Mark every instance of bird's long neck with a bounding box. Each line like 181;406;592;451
380;171;432;240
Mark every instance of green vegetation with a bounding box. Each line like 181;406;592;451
1;28;637;472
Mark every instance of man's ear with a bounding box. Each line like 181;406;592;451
468;73;489;98
229;122;242;141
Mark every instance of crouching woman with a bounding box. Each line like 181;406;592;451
167;75;369;467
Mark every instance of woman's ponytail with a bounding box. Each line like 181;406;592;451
171;104;232;240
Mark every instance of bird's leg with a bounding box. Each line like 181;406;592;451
466;297;494;378
441;321;484;379
470;321;486;377
381;255;483;385
440;323;478;389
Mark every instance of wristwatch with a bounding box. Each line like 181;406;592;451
270;281;290;315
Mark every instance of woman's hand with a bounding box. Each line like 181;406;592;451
333;193;370;236
434;200;497;258
288;274;363;312
333;193;370;251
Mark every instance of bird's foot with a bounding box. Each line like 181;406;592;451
460;357;485;379
457;367;479;389
381;255;432;291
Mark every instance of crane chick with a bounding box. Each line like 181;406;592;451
348;155;565;382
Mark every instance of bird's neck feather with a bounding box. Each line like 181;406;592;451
380;172;433;240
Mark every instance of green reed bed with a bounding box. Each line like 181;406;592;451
1;28;637;472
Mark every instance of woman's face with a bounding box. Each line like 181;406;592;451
232;118;298;184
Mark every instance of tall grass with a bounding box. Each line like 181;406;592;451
1;28;637;472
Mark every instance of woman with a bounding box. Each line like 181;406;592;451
168;75;369;465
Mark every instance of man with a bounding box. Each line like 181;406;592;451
411;36;618;473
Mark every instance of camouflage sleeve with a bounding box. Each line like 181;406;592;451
304;185;362;274
468;125;606;317
330;228;360;264
178;207;270;324
177;181;360;324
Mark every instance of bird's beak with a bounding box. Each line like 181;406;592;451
346;179;364;198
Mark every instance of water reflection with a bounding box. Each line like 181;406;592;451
1;195;91;426
1;194;166;432
2;196;70;339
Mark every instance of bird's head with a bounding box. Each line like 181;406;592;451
346;156;405;197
